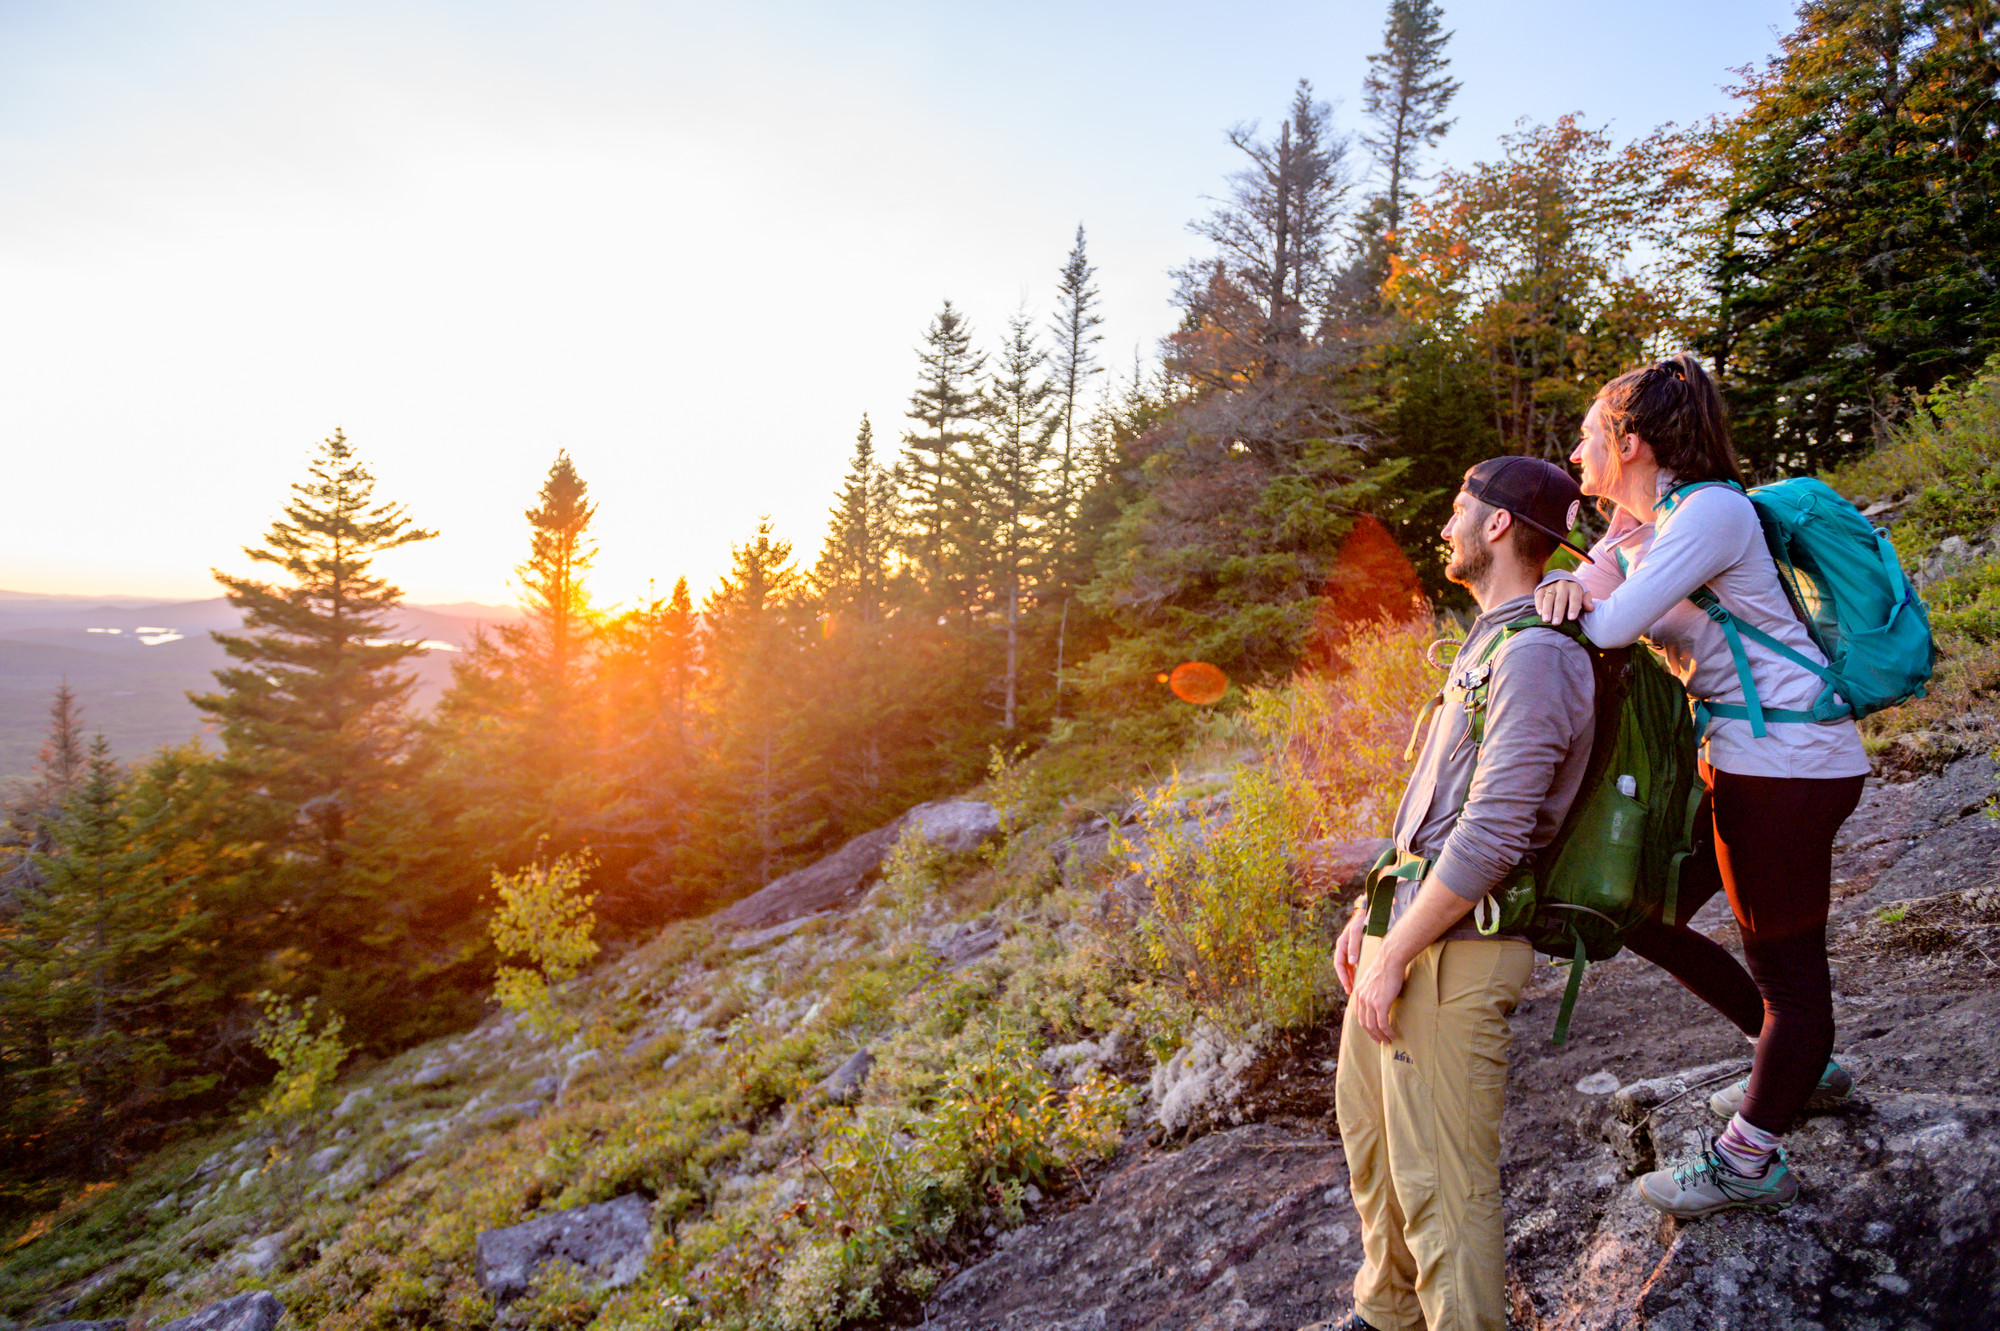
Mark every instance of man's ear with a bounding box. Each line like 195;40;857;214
1486;507;1514;543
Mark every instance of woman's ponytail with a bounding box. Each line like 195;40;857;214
1597;351;1745;487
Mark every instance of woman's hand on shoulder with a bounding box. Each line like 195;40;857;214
1534;576;1595;623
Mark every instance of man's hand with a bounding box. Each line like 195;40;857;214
1534;576;1595;623
1334;907;1367;994
1350;944;1408;1044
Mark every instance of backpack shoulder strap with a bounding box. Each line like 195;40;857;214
1653;481;1845;738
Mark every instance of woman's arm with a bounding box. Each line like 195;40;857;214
1575;487;1759;647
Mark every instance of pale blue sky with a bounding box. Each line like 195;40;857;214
0;0;1800;606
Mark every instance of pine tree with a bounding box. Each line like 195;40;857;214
516;450;599;719
2;683;87;905
592;577;706;917
190;429;436;1031
902;302;987;597
3;739;207;1179
704;520;821;888
972;309;1057;731
1174;79;1352;386
1354;0;1460;282
1049;227;1104;561
814;415;900;627
433;450;604;864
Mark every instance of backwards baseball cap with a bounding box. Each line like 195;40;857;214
1462;456;1594;564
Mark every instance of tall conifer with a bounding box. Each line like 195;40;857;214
1050;227;1104;560
902;303;986;598
1356;0;1460;274
973;309;1057;731
191;430;435;1030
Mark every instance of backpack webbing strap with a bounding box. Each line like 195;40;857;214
1661;780;1707;928
1363;852;1428;939
1551;929;1588;1045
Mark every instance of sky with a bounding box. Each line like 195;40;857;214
0;0;1803;610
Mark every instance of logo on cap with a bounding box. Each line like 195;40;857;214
1565;499;1581;532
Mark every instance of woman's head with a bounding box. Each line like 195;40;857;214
1585;351;1744;491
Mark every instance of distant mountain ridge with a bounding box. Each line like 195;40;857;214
0;595;524;789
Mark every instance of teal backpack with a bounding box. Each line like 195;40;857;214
1364;616;1706;1043
1658;477;1935;737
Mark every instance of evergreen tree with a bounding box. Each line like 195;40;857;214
593;577;707;917
703;520;821;888
1049;227;1105;561
3;739;207;1180
901;302;987;598
516;449;599;719
1352;0;1460;288
1708;0;2000;470
2;682;87;905
973;309;1058;731
190;429;436;1033
433;450;604;866
1174;79;1351;387
813;415;900;627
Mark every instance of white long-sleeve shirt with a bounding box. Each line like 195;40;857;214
1548;482;1869;780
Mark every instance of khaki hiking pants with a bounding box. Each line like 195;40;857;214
1335;935;1534;1331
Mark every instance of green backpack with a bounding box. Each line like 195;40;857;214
1363;615;1706;1043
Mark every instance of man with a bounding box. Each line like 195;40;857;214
1315;456;1598;1331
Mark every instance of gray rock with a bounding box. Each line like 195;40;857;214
230;1231;284;1276
922;1123;1359;1330
719;800;1002;932
728;912;825;951
903;800;1003;854
819;1047;875;1104
473;1100;548;1129
31;1321;125;1330
156;1292;285;1331
410;1061;456;1089
719;820;908;931
475;1193;654;1306
929;919;1004;968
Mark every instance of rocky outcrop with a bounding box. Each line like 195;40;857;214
156;1292;285;1331
474;1193;654;1306
922;1123;1361;1331
1522;1077;2000;1330
922;761;2000;1330
719;800;1001;931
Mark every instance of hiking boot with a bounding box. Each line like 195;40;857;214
1638;1140;1798;1218
1708;1059;1853;1119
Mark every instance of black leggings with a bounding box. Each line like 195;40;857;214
1621;763;1865;1134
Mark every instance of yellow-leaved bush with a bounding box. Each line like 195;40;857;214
1114;614;1439;1035
489;849;600;1039
245;992;350;1123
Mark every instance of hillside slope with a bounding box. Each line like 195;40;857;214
5;738;1997;1330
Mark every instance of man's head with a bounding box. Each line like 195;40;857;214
1443;456;1588;598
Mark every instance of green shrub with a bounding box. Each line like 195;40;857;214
245;992;350;1123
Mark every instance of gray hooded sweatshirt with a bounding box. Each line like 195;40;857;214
1388;590;1597;939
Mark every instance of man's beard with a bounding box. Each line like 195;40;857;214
1446;538;1493;591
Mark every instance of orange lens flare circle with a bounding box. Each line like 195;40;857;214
1167;661;1229;705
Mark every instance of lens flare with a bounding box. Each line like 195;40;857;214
1168;661;1229;705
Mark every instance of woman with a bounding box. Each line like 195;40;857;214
1534;352;1868;1219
